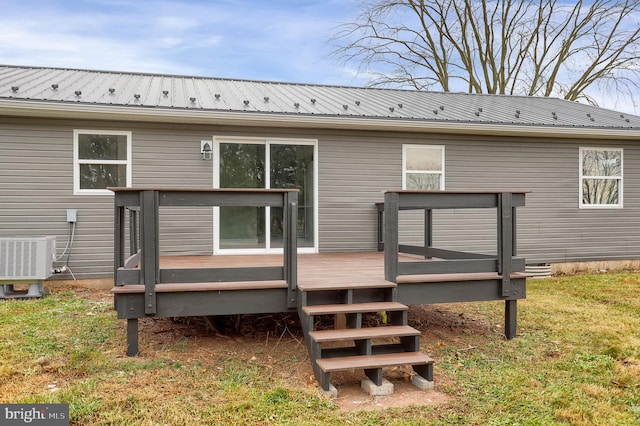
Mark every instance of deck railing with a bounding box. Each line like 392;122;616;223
110;187;299;314
381;191;527;297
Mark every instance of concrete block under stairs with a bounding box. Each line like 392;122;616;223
361;378;394;396
412;373;435;391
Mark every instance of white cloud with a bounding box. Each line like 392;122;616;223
155;37;185;49
0;0;354;81
0;18;199;74
156;16;199;32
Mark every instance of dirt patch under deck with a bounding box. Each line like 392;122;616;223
46;279;501;411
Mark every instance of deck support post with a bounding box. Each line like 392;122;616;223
126;318;139;356
505;299;517;339
141;190;159;315
498;193;513;297
499;193;517;339
284;191;298;309
384;192;399;283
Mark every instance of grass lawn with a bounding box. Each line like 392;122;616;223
1;273;639;425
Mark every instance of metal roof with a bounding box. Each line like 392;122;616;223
1;64;639;135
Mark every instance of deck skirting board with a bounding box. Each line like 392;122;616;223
396;272;528;284
396;277;526;304
113;288;290;318
111;280;287;293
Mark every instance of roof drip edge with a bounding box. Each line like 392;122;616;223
1;100;639;140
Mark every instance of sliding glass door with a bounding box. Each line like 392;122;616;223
214;137;317;253
219;142;266;249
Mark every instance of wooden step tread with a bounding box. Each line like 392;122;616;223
302;302;407;316
316;352;433;372
297;280;396;292
309;325;419;342
397;272;529;284
111;280;287;294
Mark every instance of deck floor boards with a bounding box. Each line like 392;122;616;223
155;252;395;291
116;252;524;293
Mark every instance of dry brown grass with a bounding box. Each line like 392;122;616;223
1;273;639;425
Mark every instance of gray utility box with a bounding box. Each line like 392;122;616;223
0;236;56;280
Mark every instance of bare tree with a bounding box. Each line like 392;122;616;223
332;0;640;107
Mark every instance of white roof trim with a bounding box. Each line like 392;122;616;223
2;99;640;140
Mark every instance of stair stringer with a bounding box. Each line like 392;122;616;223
297;285;434;394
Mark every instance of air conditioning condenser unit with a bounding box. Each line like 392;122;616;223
0;236;56;299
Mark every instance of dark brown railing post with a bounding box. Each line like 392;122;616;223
384;192;399;283
285;191;298;309
498;192;513;297
377;203;384;251
424;208;432;259
140;190;159;315
504;193;518;339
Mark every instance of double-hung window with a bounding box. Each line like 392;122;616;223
579;147;623;208
73;130;132;195
403;145;445;190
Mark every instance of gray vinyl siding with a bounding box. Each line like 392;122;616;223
0;119;111;277
315;130;640;263
318;133;399;251
444;136;640;263
132;129;214;257
1;115;640;279
0;117;217;278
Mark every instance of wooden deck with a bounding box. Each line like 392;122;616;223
110;188;528;370
113;252;526;304
112;251;528;292
112;251;526;304
150;252;393;291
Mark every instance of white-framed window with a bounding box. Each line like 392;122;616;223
403;144;445;190
73;130;132;195
579;147;623;208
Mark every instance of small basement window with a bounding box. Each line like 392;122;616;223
579;147;623;208
73;130;132;194
403;144;445;190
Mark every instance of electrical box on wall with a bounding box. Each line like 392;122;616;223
67;209;77;223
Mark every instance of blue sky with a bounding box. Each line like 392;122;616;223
0;0;365;86
0;0;637;115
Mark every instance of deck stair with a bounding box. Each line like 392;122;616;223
297;281;434;397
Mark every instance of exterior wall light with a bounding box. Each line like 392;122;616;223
201;140;213;160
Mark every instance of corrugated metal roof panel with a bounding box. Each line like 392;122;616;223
0;64;638;129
